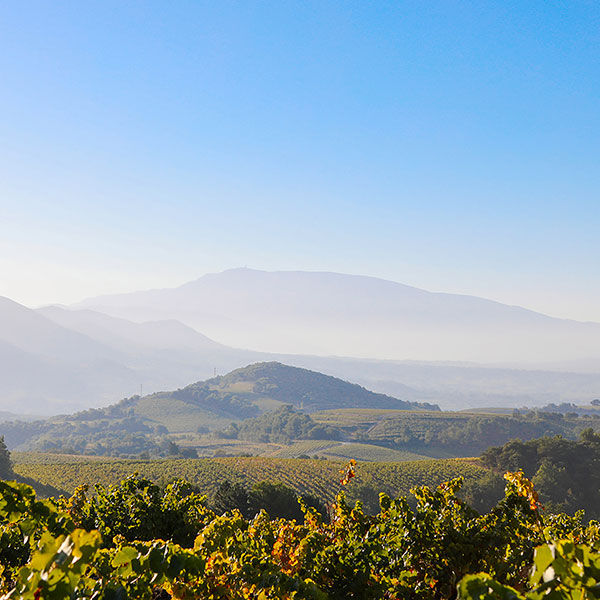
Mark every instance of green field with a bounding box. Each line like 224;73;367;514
319;442;429;462
169;435;283;457
133;395;233;433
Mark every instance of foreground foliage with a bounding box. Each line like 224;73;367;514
1;468;599;599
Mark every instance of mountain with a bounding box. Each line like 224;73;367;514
37;306;224;354
0;298;257;413
0;297;138;413
73;268;600;364
2;293;600;414
0;296;119;364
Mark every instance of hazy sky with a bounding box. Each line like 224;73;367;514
1;1;599;321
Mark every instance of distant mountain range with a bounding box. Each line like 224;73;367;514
74;268;600;365
0;296;259;413
1;268;600;414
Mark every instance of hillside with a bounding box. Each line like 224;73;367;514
107;361;439;432
0;362;436;454
311;407;600;455
75;267;600;364
5;363;600;462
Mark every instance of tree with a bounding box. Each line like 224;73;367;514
249;481;328;521
249;482;302;520
0;435;13;479
580;427;600;443
212;480;328;521
212;481;251;518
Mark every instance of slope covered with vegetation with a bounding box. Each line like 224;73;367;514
0;362;438;456
313;408;600;456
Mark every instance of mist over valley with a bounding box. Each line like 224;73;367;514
1;269;599;415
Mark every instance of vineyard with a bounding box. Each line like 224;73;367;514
267;441;429;462
1;466;600;599
312;409;464;428
313;408;600;457
13;454;488;503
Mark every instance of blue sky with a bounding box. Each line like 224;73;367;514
1;1;599;320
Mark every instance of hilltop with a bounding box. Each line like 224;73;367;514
164;361;439;415
92;361;439;434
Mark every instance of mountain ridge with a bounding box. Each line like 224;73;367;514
37;306;225;352
72;268;600;363
78;268;597;325
76;268;600;326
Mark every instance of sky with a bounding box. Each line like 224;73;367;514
1;1;599;321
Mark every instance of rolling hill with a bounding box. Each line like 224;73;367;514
4;362;599;463
0;362;437;453
124;362;440;432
